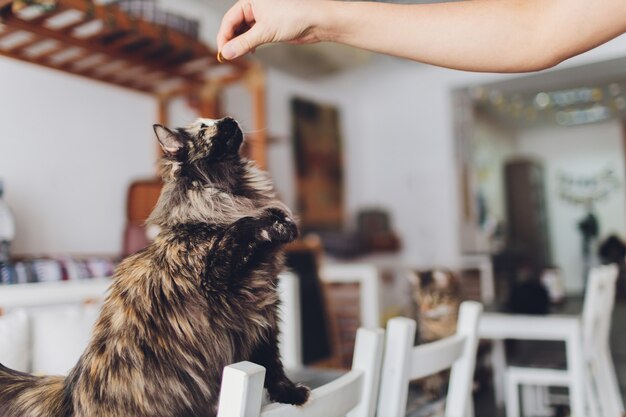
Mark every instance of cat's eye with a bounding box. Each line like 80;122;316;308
200;123;208;129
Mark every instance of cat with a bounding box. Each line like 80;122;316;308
408;268;461;400
409;269;461;343
0;117;310;417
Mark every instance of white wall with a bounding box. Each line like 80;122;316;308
516;121;626;292
264;35;626;268
0;0;226;256
0;58;156;255
3;0;626;266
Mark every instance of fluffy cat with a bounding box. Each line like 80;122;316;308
409;268;461;400
0;117;310;417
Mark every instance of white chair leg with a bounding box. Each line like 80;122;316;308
520;385;535;417
505;372;520;417
464;391;474;417
492;340;507;408
566;324;586;417
584;364;601;417
599;350;625;416
533;386;553;417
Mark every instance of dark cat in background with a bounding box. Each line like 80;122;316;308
0;117;310;417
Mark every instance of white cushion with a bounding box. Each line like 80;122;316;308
0;309;30;372
31;304;100;375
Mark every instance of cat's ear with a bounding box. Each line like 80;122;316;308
408;271;420;286
433;270;451;288
153;124;183;155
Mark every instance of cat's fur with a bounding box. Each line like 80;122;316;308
0;117;310;417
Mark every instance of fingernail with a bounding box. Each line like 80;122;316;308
221;44;236;60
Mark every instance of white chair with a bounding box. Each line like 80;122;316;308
276;271;303;370
320;263;381;328
504;264;624;417
377;301;483;417
217;327;385;417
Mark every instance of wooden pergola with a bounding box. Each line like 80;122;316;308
0;0;267;167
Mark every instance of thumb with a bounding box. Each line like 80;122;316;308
220;25;266;60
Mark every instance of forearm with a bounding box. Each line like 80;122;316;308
316;0;626;73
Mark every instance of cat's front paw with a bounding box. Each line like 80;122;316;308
259;208;299;243
268;381;310;406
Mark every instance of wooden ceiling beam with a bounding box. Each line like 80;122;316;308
5;32;41;52
0;0;251;99
0;13;187;78
0;47;152;94
26;4;68;25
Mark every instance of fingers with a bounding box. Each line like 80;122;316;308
220;24;265;60
216;2;248;51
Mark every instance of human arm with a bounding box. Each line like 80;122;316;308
216;0;626;73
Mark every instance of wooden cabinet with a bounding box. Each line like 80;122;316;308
504;158;552;272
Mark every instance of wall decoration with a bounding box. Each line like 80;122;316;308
291;97;344;232
557;167;620;206
557;167;621;283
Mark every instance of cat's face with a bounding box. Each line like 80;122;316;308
152;117;253;194
409;269;459;314
154;117;243;164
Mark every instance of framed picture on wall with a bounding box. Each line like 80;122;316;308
291;97;344;232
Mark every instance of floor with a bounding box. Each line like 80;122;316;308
474;299;626;417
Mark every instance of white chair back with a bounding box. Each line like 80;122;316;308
377;301;483;417
580;264;623;417
319;264;381;328
217;327;385;417
581;264;618;357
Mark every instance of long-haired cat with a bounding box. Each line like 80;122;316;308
0;117;310;417
409;269;461;343
408;268;461;401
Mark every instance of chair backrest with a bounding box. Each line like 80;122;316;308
581;264;618;356
319;264;381;329
377;301;483;417
580;264;624;417
217;327;385;417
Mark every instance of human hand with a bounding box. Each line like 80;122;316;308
216;0;325;61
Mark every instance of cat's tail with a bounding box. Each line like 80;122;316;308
0;363;70;417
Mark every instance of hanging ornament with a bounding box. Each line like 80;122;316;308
557;167;621;206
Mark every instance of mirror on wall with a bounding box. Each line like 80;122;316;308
454;57;626;296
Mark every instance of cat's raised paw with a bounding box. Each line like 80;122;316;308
268;382;310;406
261;208;298;243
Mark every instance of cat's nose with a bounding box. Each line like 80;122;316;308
218;117;244;151
219;117;239;136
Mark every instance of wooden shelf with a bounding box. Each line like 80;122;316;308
0;0;248;95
